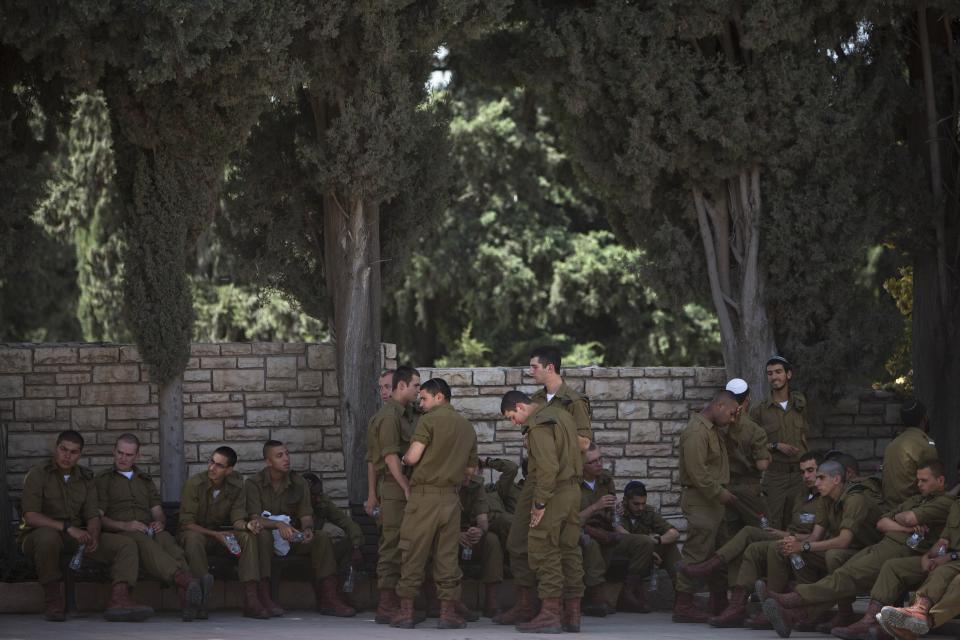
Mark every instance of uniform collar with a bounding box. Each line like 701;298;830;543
690;412;717;431
113;464;149;480
206;472;242;492
256;467;293;490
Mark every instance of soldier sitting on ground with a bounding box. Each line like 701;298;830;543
97;433;204;621
619;480;681;611
481;457;520;554
20;430;152;622
457;469;504;619
302;472;365;576
178;446;267;619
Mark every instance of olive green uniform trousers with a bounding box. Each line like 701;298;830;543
22;528;139;585
120;530;188;584
678;488;727;594
507;480;537;588
461;530;503;584
582;534;655;586
917;561;960;627
180;530;259;583
527;481;583;599
376;476;407;590
396;486;462;600
255;528;338;579
725;482;767;536
762;466;802;532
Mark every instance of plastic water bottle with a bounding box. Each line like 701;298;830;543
291;530;306;543
936;544;947;556
461;545;473;561
611;500;621;528
790;553;805;570
69;544;86;571
649;569;658;591
342;565;356;593
372;506;382;519
224;533;242;556
145;525;155;539
906;532;923;549
759;513;770;530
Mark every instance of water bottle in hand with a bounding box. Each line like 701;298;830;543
372;506;382;519
790;553;805;570
224;533;242;556
759;513;770;530
906;531;923;549
343;565;356;593
69;544;86;571
611;499;621;528
461;545;473;561
291;530;306;543
649;569;658;591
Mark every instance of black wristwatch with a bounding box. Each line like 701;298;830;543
951;551;959;561
802;541;811;553
62;520;70;532
769;442;779;451
534;502;546;510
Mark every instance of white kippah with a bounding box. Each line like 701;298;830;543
725;378;748;395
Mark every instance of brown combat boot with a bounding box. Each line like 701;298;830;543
879;597;933;638
672;591;709;623
831;599;886;639
454;600;479;622
173;569;203;622
258;578;284;617
483;582;500;618
493;585;537;625
708;584;747;627
618;575;650;613
42;581;66;622
582;583;610;617
562;597;582;632
709;589;729;616
680;554;725;581
375;588;399;624
517;596;563;633
815;603;858;633
242;580;270;619
763;597;810;638
103;582;154;622
438;599;467;629
315;575;357;617
196;574;214;620
390;597;418;629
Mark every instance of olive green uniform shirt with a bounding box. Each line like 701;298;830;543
485;458;520;515
244;468;312;526
526;404;583;505
881;427;938;508
942;500;960;549
579;471;616;529
816;480;884;549
19;460;99;540
678;412;730;501
178;471;247;529
410;403;478;488
366;399;417;477
880;491;954;550
623;505;674;537
750;391;809;467
312;493;364;546
459;477;489;529
531;382;593;442
725;413;770;483
95;465;161;523
788;489;822;536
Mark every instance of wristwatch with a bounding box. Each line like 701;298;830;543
802;541;811;553
769;442;779;451
534;502;546;510
951;551;959;561
62;520;70;532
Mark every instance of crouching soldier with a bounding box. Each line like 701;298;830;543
620;481;681;610
303;473;365;575
459;471;504;618
20;431;152;622
179;446;268;619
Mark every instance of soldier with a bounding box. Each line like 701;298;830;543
457;470;503;618
578;443;655;616
672;390;738;623
246;440;355;618
19;430;152;622
482;457;520;550
97;433;204;621
878;495;960;640
751;356;809;531
379;368;394;404
722;378;770;534
763;460;955;638
619;480;681;612
528;345;593;449
499;390;584;633
365;365;420;623
178;445;267;619
881;399;938;508
302;473;364;575
390;378;478;630
682;451;822;628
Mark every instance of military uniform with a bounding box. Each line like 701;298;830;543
723;412;770;534
677;412;730;595
366;399;417;590
244;469;338;581
178;471;258;582
96;465;190;583
622;505;681;584
20;460;139;586
395;403;478;601
914;500;960;627
751;391;808;530
881;427;938;509
484;458;519;550
794;491;955;617
530;382;593;443
458;476;502;585
311;492;364;573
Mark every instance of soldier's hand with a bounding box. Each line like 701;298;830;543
150;520;165;534
529;507;545;528
278;524;297;541
87;534;99;553
67;526;91;545
779;443;801;457
597;494;616;510
718;490;736;505
459;532;472;547
246;519;263;535
302;528;315;543
127;521;149;534
653;552;662;566
363;496;379;517
467;527;483;545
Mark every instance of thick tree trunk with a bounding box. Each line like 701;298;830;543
323;193;382;504
158;379;186;501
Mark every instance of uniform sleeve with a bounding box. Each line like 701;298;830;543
296;481;312;521
178;481;199;527
570;397;593;440
377;415;404;457
467;431;479;469
680;426;723;500
750;423;771;462
472;488;490;518
228;488;248;526
323;497;364;546
95;474;110;513
20;468;44;515
840;494;873;533
244;479;263;518
945;502;960;549
912;496;953;527
148;478;162;509
530;426;560;505
411;414;432;446
652;511;673;535
83;478;100;522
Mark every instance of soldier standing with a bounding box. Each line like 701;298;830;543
722;378;770;533
19;431;152;622
390;378;478;629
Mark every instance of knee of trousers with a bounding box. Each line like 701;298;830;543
25;527;65;554
181;531;207;551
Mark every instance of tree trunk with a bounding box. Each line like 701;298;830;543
323;193;382;504
0;421;10;565
158;379;186;501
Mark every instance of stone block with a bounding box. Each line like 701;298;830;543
614;457;648;476
451;396;504;420
247;408;289;427
80;384;150;405
0;375;24;398
322;478;348;498
266;378;298;392
860;402;885;415
225;427;271;441
266;356;298;379
836;438;875;460
55;372;90;385
298;371;324;392
595;430;629;444
650;402;691;419
212;369;264;392
436;369;473;386
107;405;158;420
625;443;674;457
833;396;860;414
0;348;32;373
191;343;221;356
245;392;285;408
323;435;342;451
184;419;224;442
323;371;339;396
220;343;252;355
282;343;306;354
884;403;902;425
77;346;119;364
474;421;496;443
384;343;397;359
9;433;53;457
188;392;231;403
307;344;336;369
661;420;686;435
591;406;617;420
633;377;683;400
563;367;593;377
618;401;650;420
683;386;716;400
199;441;264;464
182;382;212;394
591;367;619;378
290;407;336;426
119;346;141;362
505;369;522;385
271;427;322;450
71;407;106;429
585;378;632;401
310;451;345;471
92;364;140;383
629;421;661;443
183;369;211;382
473;368;505;386
34;347;78;365
251;342;283;355
201;356;237;369
15;398;57;420
694;368;726;386
200;402;244;418
237;357;264;368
